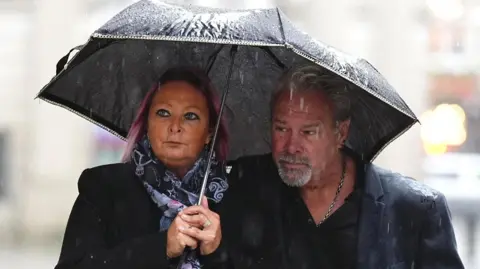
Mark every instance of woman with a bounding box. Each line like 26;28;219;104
55;66;230;269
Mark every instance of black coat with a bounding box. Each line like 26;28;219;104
55;163;227;269
222;154;465;269
56;155;464;269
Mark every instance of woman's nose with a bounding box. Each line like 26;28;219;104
168;119;182;133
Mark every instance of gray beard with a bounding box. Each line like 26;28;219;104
277;163;312;187
275;153;313;187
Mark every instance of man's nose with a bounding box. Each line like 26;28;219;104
285;133;301;154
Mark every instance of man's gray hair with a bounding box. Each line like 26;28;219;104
272;65;352;124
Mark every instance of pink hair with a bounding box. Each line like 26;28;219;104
121;67;229;162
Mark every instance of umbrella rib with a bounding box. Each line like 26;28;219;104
260;47;286;70
205;44;225;74
369;120;417;161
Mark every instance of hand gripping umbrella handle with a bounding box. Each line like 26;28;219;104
175;45;238;269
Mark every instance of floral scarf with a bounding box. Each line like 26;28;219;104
131;135;229;268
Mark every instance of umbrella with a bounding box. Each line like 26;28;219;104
36;0;418;164
37;0;419;192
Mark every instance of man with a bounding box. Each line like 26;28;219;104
223;65;464;269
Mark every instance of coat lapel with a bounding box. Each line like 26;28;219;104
356;164;386;269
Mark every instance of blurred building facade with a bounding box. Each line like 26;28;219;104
0;0;479;268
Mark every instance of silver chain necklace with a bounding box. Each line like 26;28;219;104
317;156;347;225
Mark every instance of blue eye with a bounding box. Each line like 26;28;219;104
184;112;199;120
156;109;170;117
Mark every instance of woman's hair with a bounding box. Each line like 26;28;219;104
121;66;229;162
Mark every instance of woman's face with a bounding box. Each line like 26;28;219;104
147;81;211;175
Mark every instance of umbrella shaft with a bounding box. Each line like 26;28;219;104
196;45;238;206
176;45;238;269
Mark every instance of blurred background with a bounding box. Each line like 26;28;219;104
0;0;479;268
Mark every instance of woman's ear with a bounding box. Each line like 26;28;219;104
205;132;212;145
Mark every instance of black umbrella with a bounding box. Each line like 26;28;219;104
37;0;417;201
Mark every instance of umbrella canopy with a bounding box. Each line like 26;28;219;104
36;0;418;162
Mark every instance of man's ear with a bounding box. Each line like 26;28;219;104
336;119;351;148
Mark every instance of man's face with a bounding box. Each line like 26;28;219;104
271;90;347;187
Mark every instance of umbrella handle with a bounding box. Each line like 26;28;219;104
175;250;189;269
176;45;239;269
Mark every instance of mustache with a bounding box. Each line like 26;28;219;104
278;153;311;166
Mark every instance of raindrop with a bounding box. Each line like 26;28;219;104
122;58;126;68
255;52;259;61
289;88;294;100
238;166;244;178
108;62;114;71
239;71;244;84
76;76;83;86
90;255;94;259
299;98;304;110
387;222;390;233
438;218;442;227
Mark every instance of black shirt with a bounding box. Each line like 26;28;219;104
224;154;365;269
281;169;364;269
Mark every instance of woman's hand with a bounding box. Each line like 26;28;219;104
178;196;222;256
166;212;201;258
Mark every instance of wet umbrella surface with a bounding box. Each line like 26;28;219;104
36;0;418;162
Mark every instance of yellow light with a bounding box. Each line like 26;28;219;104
420;103;467;155
450;104;466;122
423;143;448;155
